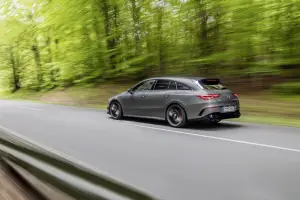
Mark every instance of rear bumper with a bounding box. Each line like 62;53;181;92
189;110;241;122
220;111;241;119
186;101;240;120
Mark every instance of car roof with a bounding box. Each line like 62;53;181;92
146;76;207;82
132;76;221;90
139;76;208;89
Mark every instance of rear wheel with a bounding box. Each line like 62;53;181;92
109;101;123;120
166;104;187;128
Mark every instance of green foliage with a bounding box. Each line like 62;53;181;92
272;82;300;95
0;0;299;91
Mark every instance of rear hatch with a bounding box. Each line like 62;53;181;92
197;78;238;104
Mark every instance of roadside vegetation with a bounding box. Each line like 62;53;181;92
0;0;299;127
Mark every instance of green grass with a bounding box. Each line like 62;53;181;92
232;115;300;128
239;95;300;117
0;89;45;100
0;85;299;128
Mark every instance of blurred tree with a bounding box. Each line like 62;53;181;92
0;0;299;91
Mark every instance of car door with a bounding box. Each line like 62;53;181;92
142;79;176;119
123;79;156;116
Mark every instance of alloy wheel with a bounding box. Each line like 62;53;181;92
110;102;121;119
166;105;186;127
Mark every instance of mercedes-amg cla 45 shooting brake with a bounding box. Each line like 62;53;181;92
107;77;241;128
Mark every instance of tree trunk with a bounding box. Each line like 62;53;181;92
97;0;117;69
157;6;164;73
129;0;141;53
54;39;59;60
47;36;52;63
198;1;209;56
9;48;20;92
32;44;42;88
196;0;210;74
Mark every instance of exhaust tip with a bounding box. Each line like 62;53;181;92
209;113;221;122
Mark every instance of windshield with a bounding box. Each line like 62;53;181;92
198;79;228;90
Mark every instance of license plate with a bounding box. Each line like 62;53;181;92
222;106;236;113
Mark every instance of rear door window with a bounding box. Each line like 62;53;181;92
168;81;177;90
154;80;171;90
199;79;227;90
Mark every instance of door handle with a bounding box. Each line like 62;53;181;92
141;95;145;98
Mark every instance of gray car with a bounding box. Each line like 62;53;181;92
107;77;241;128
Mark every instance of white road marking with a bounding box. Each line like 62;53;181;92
18;106;43;112
127;123;300;153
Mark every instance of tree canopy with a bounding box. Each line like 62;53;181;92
0;0;299;91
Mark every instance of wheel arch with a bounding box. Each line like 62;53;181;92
109;99;123;111
110;98;121;105
165;101;187;120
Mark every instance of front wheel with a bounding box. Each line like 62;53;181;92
109;101;123;120
166;104;187;128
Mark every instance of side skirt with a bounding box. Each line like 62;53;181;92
124;114;165;121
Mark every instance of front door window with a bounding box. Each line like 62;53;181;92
133;80;156;92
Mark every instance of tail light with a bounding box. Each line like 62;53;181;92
233;93;238;97
197;94;220;100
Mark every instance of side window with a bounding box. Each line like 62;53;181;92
133;80;156;92
177;82;192;90
154;80;171;90
168;81;177;90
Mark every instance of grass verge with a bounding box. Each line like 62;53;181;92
233;116;300;128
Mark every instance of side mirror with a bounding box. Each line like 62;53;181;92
128;88;133;94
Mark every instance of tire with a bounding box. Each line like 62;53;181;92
166;104;187;128
210;121;221;125
109;101;123;120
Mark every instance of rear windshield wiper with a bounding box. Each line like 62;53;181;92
221;87;228;90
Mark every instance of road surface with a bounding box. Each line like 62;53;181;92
0;100;300;200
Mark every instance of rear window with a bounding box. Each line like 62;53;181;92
177;82;192;90
199;79;228;90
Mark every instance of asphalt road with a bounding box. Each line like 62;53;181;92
0;100;300;200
